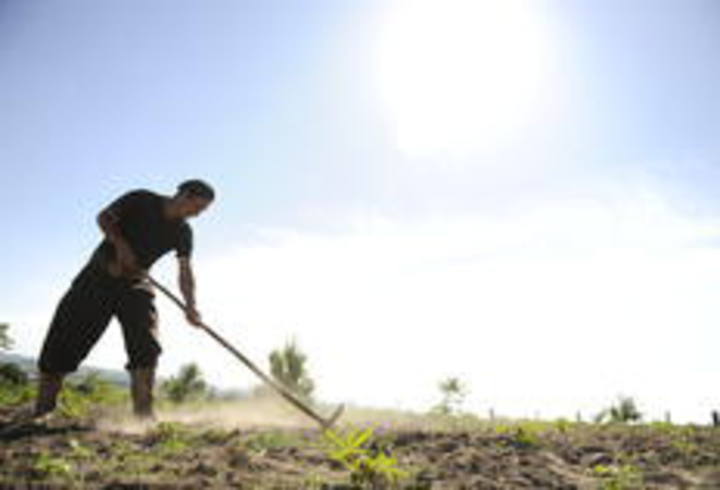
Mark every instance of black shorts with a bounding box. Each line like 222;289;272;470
39;265;161;374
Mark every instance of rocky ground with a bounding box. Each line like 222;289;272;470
2;407;720;489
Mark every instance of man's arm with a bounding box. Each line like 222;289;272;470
178;257;202;326
97;204;140;277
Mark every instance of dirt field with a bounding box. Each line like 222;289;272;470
2;404;720;489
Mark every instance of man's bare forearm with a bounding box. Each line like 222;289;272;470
97;211;132;252
178;260;203;327
179;263;196;308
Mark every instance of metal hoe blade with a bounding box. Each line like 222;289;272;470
147;274;344;430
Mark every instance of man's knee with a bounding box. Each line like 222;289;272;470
38;357;78;375
125;344;162;371
39;340;83;374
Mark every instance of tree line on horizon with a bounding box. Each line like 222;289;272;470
0;322;677;425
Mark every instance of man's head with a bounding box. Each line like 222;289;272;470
172;179;215;218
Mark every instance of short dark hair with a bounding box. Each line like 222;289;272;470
177;179;215;200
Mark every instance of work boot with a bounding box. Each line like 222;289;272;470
130;368;156;420
34;372;65;418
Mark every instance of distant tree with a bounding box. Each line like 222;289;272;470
0;324;30;406
433;377;467;415
0;323;12;350
609;396;642;423
161;363;208;403
0;362;28;386
269;339;314;400
72;371;104;395
0;323;27;385
595;396;642;424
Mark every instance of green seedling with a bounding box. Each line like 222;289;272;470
34;452;74;482
672;438;699;460
58;388;91;418
494;423;543;448
593;464;644;490
68;438;94;460
554;418;572;434
151;421;194;454
244;429;303;454
0;383;35;406
513;426;541;448
323;425;408;487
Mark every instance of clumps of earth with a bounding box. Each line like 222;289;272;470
1;405;720;489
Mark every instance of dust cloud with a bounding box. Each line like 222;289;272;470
96;396;315;434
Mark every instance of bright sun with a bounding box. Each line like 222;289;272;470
375;0;553;157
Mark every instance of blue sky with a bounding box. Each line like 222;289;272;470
1;0;719;422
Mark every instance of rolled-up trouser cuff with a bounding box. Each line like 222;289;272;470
118;289;162;371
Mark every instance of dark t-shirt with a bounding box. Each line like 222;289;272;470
90;190;193;271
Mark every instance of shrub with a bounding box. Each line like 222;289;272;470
0;362;29;386
59;372;127;418
160;363;208;403
0;323;12;350
595;396;643;424
268;339;314;400
432;377;467;415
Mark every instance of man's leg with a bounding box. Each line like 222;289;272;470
36;267;116;416
116;286;161;419
35;372;65;417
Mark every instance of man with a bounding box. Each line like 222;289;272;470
36;179;215;419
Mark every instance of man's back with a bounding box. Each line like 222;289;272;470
91;189;192;271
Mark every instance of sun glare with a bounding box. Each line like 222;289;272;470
375;0;553;157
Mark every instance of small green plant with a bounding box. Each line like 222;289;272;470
198;427;236;445
495;421;549;445
151;421;194;453
244;430;302;454
69;438;94;460
66;438;97;485
58;386;92;418
513;426;541;448
303;471;328;489
56;372;127;418
671;428;700;460
34;451;74;482
494;423;543;448
0;382;35;406
648;420;674;431
109;439;134;457
324;425;408;487
554;418;572;434
593;464;644;490
99;439;160;482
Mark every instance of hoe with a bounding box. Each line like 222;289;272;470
147;275;344;430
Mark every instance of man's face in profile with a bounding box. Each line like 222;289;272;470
178;194;212;218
